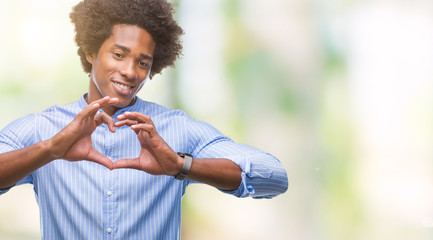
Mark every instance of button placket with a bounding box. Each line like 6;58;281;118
103;128;116;239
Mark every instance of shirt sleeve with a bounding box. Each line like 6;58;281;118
0;114;36;195
186;117;288;199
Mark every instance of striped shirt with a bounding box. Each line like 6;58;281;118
0;95;288;239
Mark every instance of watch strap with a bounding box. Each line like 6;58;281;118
174;152;193;180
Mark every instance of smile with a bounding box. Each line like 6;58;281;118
113;81;134;90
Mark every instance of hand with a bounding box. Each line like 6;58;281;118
112;112;182;176
47;96;119;169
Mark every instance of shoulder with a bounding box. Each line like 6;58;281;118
0;103;69;132
37;100;82;120
22;99;83;132
1;99;81;139
0;113;37;133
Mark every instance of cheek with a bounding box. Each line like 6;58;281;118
93;58;118;78
139;71;151;86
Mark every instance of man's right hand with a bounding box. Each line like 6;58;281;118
47;96;119;169
0;96;119;189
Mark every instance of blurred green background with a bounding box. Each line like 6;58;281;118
1;0;433;239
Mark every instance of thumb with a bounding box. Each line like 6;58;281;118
86;149;113;170
112;158;141;170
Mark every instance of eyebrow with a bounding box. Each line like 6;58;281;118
114;44;153;61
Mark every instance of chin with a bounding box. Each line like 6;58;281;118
114;98;134;108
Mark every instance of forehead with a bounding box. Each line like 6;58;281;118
103;24;156;55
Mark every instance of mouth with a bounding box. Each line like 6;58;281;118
111;80;137;96
113;80;135;90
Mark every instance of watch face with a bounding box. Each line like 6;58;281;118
177;152;193;158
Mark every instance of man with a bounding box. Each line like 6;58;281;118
0;0;288;239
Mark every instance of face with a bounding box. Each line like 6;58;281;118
86;24;156;113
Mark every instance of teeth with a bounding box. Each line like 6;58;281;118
114;82;132;90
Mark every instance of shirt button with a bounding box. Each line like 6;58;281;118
107;191;113;196
107;228;112;233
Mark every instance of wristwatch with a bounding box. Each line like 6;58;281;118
174;152;193;180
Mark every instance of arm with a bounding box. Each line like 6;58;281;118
0;140;52;190
0;96;119;190
182;115;288;198
183;157;241;191
112;111;288;196
184;115;288;198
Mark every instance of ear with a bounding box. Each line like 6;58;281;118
85;53;95;64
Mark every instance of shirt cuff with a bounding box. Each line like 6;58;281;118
221;155;273;198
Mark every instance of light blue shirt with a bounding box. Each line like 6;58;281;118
0;95;288;239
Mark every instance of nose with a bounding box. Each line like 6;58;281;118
119;59;137;80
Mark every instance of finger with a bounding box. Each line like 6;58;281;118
131;124;154;143
88;96;109;106
98;97;119;108
131;123;155;135
118;112;153;125
78;97;119;122
87;96;120;110
108;97;120;105
95;112;116;132
114;119;139;128
78;96;113;120
77;102;100;120
112;158;140;170
86;149;113;170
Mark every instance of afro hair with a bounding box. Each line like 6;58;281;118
70;0;183;78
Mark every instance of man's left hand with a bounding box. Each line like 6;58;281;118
112;112;182;176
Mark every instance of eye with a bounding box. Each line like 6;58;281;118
113;52;124;59
138;61;150;69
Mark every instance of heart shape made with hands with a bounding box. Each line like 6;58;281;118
52;96;181;176
96;110;181;176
